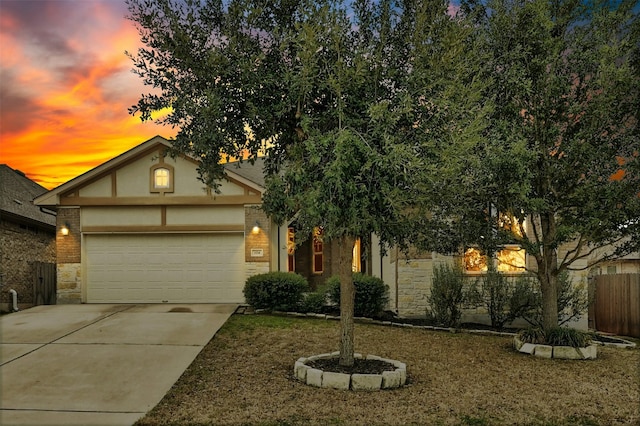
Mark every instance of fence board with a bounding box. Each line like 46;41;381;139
32;262;57;305
593;274;640;338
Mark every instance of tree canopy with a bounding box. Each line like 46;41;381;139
417;0;640;330
127;0;486;364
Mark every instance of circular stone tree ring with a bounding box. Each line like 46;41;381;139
294;352;407;391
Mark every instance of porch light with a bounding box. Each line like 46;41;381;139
252;221;260;234
61;222;70;236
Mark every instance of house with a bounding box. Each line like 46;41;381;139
36;136;628;330
1;164;56;310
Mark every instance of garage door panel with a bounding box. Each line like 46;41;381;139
86;234;245;303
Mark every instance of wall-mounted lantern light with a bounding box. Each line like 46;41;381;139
252;221;260;234
61;222;70;236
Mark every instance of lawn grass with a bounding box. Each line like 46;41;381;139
136;314;640;426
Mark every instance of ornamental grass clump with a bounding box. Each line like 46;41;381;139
517;326;594;348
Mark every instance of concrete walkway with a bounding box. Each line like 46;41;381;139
0;303;237;426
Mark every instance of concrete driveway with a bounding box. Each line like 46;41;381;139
0;303;237;426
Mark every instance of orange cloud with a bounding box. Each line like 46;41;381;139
0;0;173;189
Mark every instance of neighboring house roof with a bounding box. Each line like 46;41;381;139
0;164;56;228
223;157;266;188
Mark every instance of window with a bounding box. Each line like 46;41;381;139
287;227;296;272
464;211;527;274
150;164;174;193
352;238;361;272
154;168;170;188
312;227;323;274
464;246;526;273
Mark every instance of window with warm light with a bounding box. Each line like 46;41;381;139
312;227;323;274
464;246;526;273
150;164;174;193
287;227;296;272
352;238;361;272
464;211;527;273
154;168;170;188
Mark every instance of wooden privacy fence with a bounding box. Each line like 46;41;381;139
592;274;640;338
32;262;56;305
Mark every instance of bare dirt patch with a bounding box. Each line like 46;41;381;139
306;357;396;375
136;314;640;426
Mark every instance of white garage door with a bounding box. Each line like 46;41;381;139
85;234;245;303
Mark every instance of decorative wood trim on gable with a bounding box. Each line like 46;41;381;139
111;172;117;197
59;194;262;206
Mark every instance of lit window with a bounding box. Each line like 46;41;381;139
496;246;526;272
312;227;323;274
154;168;170;188
150;164;174;193
464;248;488;273
464;246;526;273
352;238;361;272
287;227;296;272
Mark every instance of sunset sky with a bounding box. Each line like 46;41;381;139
1;0;466;191
1;0;171;189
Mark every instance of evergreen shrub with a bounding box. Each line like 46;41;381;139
243;272;309;311
327;273;389;317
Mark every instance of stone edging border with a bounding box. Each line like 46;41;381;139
294;352;407;391
247;307;636;348
514;336;597;360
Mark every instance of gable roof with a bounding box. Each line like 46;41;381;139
34;135;267;207
0;164;56;228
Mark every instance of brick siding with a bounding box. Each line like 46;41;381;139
0;219;56;306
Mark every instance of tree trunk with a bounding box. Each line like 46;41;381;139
338;234;356;367
538;212;559;331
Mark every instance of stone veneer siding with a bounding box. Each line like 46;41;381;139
0;219;56;307
245;205;270;263
56;208;82;303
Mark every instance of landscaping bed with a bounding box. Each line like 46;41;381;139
136;314;640;426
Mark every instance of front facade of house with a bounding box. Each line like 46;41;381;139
36;136;633;329
35;137;272;304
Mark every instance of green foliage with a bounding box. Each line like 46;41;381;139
243;272;309;312
518;326;593;348
466;269;519;329
517;272;590;328
517;327;546;345
427;263;465;327
326;273;389;318
299;287;329;314
544;327;594;348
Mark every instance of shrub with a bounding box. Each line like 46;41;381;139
243;272;309;311
544;327;594;347
300;289;328;314
465;269;514;329
516;272;590;328
326;273;389;317
427;263;465;327
517;326;593;347
517;327;546;345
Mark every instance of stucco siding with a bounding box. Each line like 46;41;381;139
82;207;161;227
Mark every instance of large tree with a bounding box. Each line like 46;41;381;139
415;0;640;331
126;0;487;365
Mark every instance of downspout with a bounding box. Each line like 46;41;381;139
395;247;399;313
8;289;19;312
